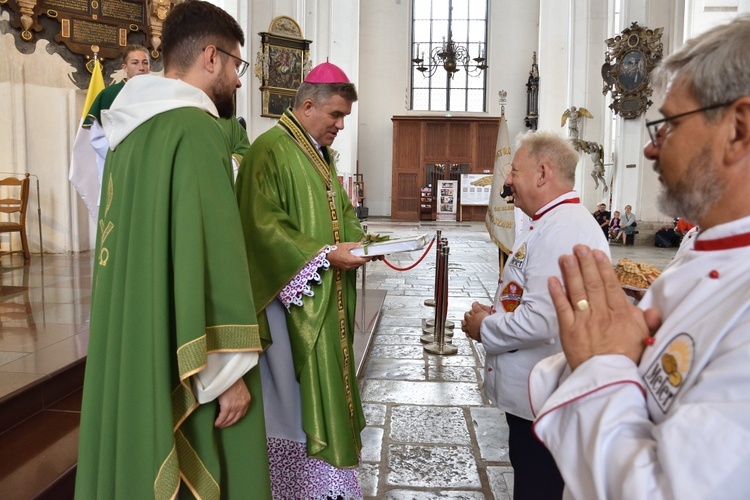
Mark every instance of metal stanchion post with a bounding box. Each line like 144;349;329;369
424;244;446;344
425;245;457;355
423;229;441;308
359;222;368;335
423;234;454;336
424;236;455;330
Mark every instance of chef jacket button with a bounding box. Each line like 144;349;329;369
487;367;492;372
709;270;719;279
530;226;534;230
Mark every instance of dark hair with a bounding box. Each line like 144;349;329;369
161;0;244;74
121;45;149;65
294;82;358;109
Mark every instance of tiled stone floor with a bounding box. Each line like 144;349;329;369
355;219;677;499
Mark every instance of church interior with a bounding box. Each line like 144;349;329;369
0;0;745;498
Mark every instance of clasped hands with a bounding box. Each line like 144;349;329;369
462;302;491;342
550;245;662;370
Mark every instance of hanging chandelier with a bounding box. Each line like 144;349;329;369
412;33;487;79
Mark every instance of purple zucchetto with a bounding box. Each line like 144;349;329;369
304;61;350;84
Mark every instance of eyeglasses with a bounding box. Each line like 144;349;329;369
645;100;735;146
209;46;249;78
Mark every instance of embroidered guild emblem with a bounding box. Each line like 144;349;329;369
644;333;694;413
500;281;523;312
509;243;527;269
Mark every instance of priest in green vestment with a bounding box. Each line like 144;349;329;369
236;62;370;498
75;3;271;498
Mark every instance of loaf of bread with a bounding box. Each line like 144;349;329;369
615;258;662;289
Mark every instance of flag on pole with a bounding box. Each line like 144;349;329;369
69;59;105;222
485;113;516;255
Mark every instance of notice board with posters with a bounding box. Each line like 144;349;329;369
436;180;458;222
460;174;492;206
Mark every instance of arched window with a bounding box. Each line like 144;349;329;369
411;0;488;112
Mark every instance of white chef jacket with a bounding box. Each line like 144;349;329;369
530;214;750;499
481;191;610;419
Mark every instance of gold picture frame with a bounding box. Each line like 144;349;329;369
254;17;312;118
601;22;663;119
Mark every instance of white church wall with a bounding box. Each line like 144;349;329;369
573;0;609;210
538;0;610;210
607;0;682;225
357;0;411;217
536;0;692;225
631;0;681;225
0;16;95;254
487;2;542;156
236;0;360;177
358;0;540;217
538;0;571;135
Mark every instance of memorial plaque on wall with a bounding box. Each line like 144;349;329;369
3;0;167;61
49;0;147;60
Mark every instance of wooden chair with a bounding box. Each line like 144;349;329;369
0;173;31;260
0;260;35;329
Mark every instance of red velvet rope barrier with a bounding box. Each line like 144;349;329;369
382;236;436;271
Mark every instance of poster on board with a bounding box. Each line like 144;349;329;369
436;180;458;222
460;174;493;206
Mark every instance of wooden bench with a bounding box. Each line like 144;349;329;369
626;230;639;246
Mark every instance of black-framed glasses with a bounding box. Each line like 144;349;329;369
645;100;735;146
210;46;249;78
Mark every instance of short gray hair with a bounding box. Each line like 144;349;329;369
515;131;579;187
294;82;358;109
652;14;750;121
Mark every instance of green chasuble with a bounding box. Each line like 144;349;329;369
83;80;125;127
236;109;365;468
216;116;250;159
76;107;271;499
217;116;251;181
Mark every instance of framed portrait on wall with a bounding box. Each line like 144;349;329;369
601;22;663;119
254;16;312;118
264;91;297;117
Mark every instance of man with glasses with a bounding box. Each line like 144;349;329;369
528;15;750;498
212;48;252;180
236;62;369;499
76;2;271;497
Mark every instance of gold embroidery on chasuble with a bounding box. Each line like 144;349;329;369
161;327;263;494
154;446;180;500
278;112;358;435
174;429;221;499
98;173;115;266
